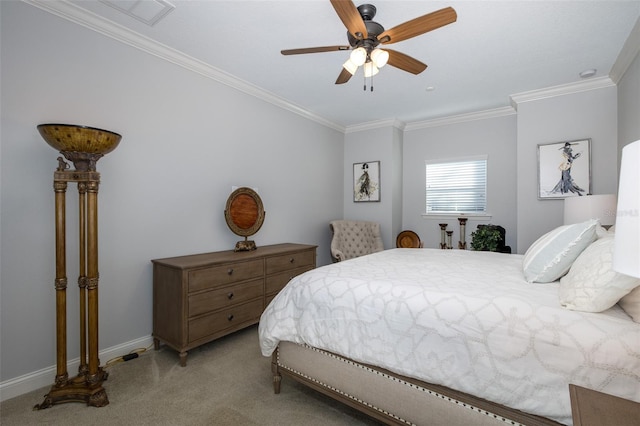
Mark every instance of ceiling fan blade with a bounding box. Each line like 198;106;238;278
281;45;350;55
335;67;353;84
378;7;457;44
330;0;367;40
386;49;427;75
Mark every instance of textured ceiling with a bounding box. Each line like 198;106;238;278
49;1;640;128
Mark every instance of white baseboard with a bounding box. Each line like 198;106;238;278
0;335;154;402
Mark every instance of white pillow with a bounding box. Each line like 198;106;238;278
619;286;640;322
523;220;598;283
595;224;609;239
559;237;640;312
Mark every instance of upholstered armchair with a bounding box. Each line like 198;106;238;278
329;220;384;262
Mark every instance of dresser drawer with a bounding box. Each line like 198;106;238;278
188;259;263;292
266;250;314;275
188;299;263;342
265;265;314;295
188;278;263;317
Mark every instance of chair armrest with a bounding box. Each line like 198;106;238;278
331;248;344;262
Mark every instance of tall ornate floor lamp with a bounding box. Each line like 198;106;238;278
35;124;121;409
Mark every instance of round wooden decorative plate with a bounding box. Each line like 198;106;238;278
224;187;265;247
396;230;421;248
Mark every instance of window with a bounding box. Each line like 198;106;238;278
425;156;487;214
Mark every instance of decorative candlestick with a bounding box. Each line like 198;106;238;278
439;223;448;249
458;218;468;250
446;231;453;249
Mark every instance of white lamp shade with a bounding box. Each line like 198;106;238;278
350;47;367;66
613;140;640;278
563;194;617;226
363;62;379;77
342;59;358;75
370;48;389;68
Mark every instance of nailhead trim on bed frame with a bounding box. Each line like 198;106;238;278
277;344;524;426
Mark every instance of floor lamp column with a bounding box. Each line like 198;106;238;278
86;179;101;385
54;180;68;387
35;123;122;410
35;171;109;409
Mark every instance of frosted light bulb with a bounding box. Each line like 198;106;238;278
363;62;379;77
342;59;358;75
371;49;389;68
350;47;367;66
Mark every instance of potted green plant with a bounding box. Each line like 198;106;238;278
470;225;503;252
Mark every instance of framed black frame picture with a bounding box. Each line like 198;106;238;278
353;161;380;202
537;139;591;199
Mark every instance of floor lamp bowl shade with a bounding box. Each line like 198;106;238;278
38;123;122;171
563;194;617;226
613;140;640;278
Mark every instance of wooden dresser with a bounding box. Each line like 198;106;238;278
151;243;316;366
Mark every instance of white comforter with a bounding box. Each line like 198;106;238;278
258;249;640;425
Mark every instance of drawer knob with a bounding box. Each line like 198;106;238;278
289;258;295;263
227;268;234;275
227;314;234;321
227;292;234;300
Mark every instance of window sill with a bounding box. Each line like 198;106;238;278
421;213;493;220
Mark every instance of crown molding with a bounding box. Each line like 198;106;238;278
610;16;640;84
22;0;346;133
510;76;615;109
344;118;406;134
404;106;516;131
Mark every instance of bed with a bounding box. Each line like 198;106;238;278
258;222;640;425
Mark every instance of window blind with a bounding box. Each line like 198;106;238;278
425;157;487;213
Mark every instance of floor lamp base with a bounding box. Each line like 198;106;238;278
33;369;109;410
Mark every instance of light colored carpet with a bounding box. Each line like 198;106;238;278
0;325;382;425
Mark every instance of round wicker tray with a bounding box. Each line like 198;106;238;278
396;230;422;248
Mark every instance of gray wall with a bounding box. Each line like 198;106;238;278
343;126;402;249
402;112;518;250
515;86;619;253
0;2;343;388
391;126;404;244
618;40;640;151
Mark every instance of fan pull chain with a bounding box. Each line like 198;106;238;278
363;72;374;92
362;59;375;92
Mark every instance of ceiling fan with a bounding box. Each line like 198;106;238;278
281;0;457;87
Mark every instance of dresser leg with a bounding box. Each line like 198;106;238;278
179;351;187;367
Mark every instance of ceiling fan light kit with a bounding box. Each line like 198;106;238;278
370;48;389;68
350;47;368;66
363;62;379;77
281;1;457;89
342;59;358;75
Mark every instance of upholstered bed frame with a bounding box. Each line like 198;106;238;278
271;341;561;426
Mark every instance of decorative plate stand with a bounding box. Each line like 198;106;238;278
224;187;265;251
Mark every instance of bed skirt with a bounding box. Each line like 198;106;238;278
271;342;562;426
